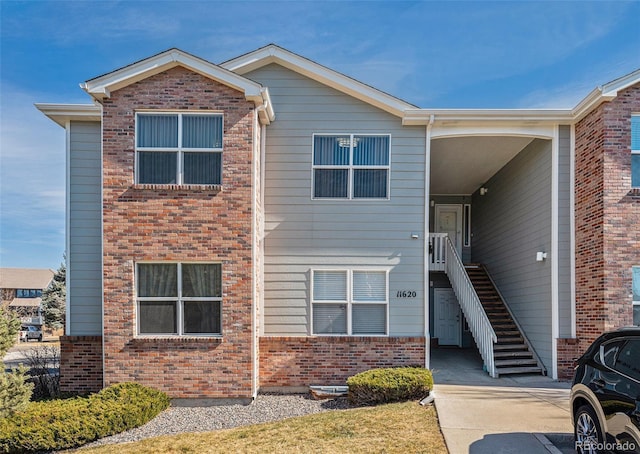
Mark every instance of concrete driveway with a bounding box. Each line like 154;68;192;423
431;348;575;454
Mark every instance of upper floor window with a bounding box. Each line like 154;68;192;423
136;263;222;336
15;289;42;298
312;134;390;199
633;266;639;326
136;113;223;185
311;269;388;335
632;115;639;188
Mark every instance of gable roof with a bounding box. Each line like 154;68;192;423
573;67;640;122
0;268;54;290
221;44;416;118
81;48;274;124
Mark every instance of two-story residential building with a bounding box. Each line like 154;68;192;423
1;268;54;326
37;46;640;400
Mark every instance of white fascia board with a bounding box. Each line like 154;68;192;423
222;45;415;118
403;108;574;125
81;49;267;106
35;103;102;127
571;69;640;122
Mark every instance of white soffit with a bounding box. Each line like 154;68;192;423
35;103;102;127
221;44;416;118
430;136;534;194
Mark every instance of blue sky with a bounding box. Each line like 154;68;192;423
1;0;639;270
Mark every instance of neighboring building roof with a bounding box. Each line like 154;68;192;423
0;268;54;290
221;44;417;118
9;298;42;308
80;48;274;124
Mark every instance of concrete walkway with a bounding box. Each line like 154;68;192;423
431;348;575;454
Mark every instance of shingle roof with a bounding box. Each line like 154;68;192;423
0;268;54;290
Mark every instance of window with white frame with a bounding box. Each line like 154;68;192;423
136;263;222;336
312;134;390;199
632;115;640;188
136;113;223;185
311;269;388;335
633;266;640;326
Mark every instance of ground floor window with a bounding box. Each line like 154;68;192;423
136;263;222;336
633;266;640;326
311;269;388;335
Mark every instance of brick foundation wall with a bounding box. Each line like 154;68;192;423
556;337;581;381
259;336;426;388
572;82;640;379
101;67;256;399
59;336;103;393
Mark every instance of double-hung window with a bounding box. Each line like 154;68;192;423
137;263;222;336
633;266;640;326
311;269;388;335
632;115;640;188
136;112;223;185
312;134;390;199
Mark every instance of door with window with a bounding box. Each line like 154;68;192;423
434;288;461;346
435;204;463;258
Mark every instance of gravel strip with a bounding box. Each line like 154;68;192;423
83;394;350;448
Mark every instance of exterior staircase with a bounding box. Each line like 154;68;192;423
464;264;546;376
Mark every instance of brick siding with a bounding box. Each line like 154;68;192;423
59;336;103;393
100;67;256;399
259;336;426;388
572;82;640;378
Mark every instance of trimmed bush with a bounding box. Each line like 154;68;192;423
0;382;170;453
347;367;433;406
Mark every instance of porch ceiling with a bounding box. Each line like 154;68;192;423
430;136;534;195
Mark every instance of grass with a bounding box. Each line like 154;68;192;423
77;401;448;454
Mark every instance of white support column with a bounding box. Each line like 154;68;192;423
551;125;560;380
424;115;434;370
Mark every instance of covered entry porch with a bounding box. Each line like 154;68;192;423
417;117;574;380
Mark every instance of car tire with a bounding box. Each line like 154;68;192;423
38;335;43;342
574;404;604;454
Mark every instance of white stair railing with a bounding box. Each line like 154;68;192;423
429;233;447;271
441;236;498;378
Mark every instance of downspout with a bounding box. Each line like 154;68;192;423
424;115;434;370
251;106;261;399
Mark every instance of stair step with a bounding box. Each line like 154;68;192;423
497;336;524;344
494;351;534;359
495;358;538;367
496;330;521;336
493;343;528;351
496;366;543;375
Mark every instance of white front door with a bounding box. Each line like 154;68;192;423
434;288;461;346
435;204;463;257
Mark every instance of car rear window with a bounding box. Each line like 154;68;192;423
614;339;640;380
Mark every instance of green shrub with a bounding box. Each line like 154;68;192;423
0;365;33;418
0;382;170;453
347;367;433;406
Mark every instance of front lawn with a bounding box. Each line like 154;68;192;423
79;401;447;454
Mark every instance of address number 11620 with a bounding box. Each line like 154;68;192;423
396;290;417;298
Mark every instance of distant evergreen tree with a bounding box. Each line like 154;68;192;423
41;259;66;330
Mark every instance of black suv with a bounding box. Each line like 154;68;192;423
571;327;640;453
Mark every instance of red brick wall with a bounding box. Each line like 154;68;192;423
101;67;256;399
556;337;581;381
259;336;426;388
573;83;640;378
59;336;103;393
